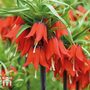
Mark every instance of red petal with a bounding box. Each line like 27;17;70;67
5;25;21;41
52;21;68;38
42;24;48;43
35;23;44;43
76;46;86;62
76;60;90;74
68;79;76;90
24;48;33;67
16;30;29;43
33;48;40;70
59;40;70;57
17;39;25;51
4;16;15;27
64;59;75;76
39;48;49;69
45;39;54;60
69;45;77;58
54;59;62;77
80;72;89;88
53;37;60;57
12;16;25;25
56;29;68;39
21;38;34;56
46;37;60;60
26;23;38;38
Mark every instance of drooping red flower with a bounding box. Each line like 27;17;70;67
68;5;87;22
45;37;62;71
5;16;25;42
5;25;21;42
77;5;88;20
45;37;60;60
67;60;90;90
0;16;16;40
54;57;63;78
80;71;90;89
82;73;90;88
64;58;75;77
68;45;90;76
68;10;77;21
58;40;70;58
77;5;87;14
69;71;90;90
56;40;73;76
26;22;48;43
52;21;68;39
24;47;49;70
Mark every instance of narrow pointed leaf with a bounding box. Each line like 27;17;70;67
16;24;31;38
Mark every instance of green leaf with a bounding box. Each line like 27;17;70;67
73;27;90;40
79;10;90;27
14;79;24;83
50;0;72;8
0;7;30;15
82;47;90;57
44;4;68;27
67;27;74;44
16;24;31;38
1;0;15;7
75;40;90;44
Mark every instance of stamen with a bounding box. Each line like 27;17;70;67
73;60;75;71
69;75;72;84
35;70;37;79
50;67;52;71
59;69;61;73
33;43;38;53
51;58;55;71
85;62;88;66
76;71;79;77
12;24;16;29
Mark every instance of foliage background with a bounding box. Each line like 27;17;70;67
0;0;90;90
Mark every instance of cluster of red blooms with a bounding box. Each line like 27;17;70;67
0;66;17;87
0;5;90;90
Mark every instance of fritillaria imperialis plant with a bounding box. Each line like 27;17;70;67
0;0;90;90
